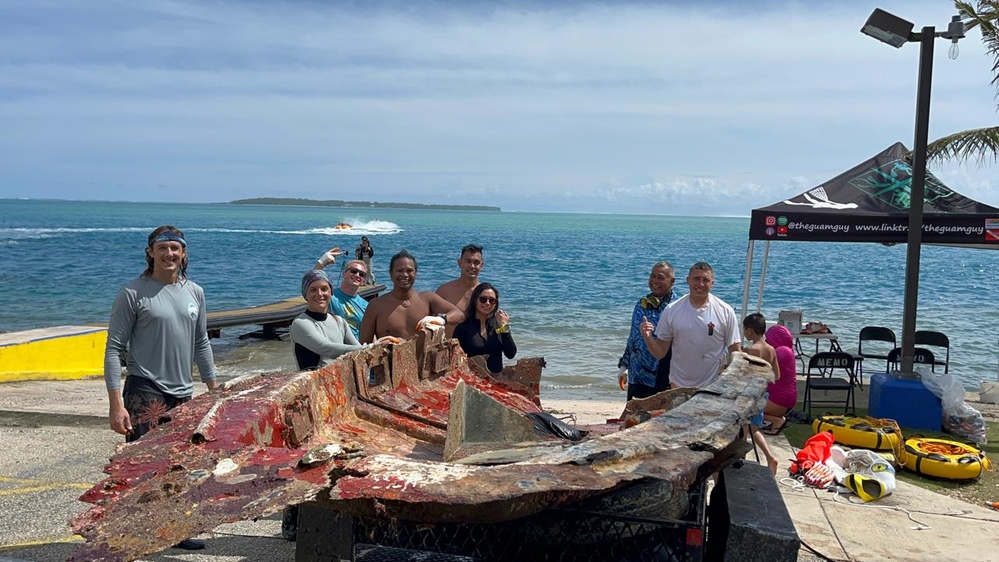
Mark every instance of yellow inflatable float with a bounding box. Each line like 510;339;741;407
901;437;993;481
811;414;902;452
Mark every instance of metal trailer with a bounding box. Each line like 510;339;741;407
293;461;799;562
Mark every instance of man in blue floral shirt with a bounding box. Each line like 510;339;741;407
618;261;676;399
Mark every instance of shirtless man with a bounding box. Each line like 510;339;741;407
359;249;460;343
436;244;484;312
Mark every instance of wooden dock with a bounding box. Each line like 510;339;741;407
206;283;385;339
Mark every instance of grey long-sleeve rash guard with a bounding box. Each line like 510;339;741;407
290;310;365;370
104;276;217;397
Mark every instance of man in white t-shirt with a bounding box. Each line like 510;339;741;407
641;262;741;389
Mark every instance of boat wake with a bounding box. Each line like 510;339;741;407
0;224;403;241
311;219;402;236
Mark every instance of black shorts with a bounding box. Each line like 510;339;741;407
627;381;658;401
122;375;191;442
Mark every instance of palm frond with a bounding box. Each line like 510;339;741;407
926;126;999;165
957;2;999;102
927;3;999;167
956;2;993;33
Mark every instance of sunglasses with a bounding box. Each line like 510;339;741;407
640;294;662;310
346;267;367;277
478;296;497;305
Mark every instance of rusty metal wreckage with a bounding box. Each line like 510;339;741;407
69;325;773;562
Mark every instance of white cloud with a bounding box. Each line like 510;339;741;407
0;0;995;213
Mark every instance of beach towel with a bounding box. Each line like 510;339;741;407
790;431;835;476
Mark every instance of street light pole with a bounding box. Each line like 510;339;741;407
861;9;965;376
899;26;935;376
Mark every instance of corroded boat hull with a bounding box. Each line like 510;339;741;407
69;327;772;562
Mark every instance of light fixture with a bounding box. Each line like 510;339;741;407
944;15;966;59
861;8;914;48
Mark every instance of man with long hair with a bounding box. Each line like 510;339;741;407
103;225;218;551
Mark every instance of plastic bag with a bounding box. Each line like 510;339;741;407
920;372;986;444
942;403;988;446
921;372;966;414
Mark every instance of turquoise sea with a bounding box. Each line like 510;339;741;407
2;199;998;399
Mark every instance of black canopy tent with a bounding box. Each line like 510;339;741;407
741;142;999;322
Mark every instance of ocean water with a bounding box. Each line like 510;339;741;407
2;199;998;400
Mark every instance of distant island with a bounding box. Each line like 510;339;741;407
230;198;500;212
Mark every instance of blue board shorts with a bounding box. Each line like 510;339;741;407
749;391;769;427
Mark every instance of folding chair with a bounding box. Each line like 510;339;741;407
886;347;936;373
855;326;896;388
914;330;950;373
803;351;857;416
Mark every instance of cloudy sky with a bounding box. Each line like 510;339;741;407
0;0;994;214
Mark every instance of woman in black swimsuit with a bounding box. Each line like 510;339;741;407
453;282;516;373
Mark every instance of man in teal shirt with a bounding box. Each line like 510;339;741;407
314;248;368;339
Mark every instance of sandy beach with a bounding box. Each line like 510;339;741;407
541;396;625;424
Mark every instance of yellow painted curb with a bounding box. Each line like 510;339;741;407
0;326;107;383
0;535;84;551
